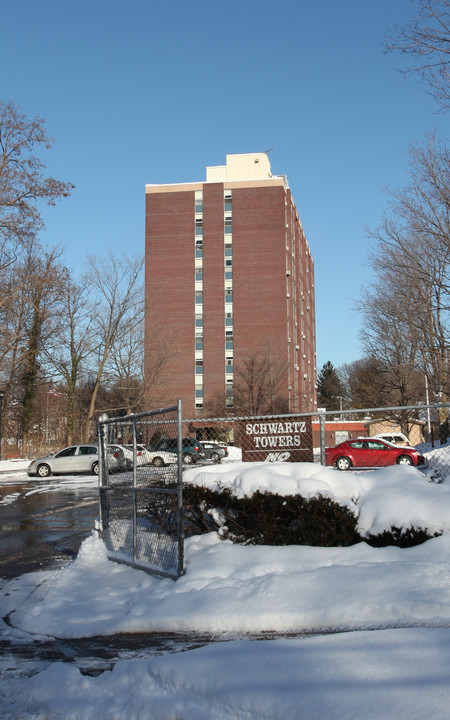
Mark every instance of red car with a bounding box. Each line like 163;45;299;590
325;438;426;471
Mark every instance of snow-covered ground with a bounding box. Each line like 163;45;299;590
2;454;450;718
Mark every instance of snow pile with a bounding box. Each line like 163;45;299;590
3;457;450;717
184;461;450;538
29;628;450;720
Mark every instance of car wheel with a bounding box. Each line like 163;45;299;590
182;453;194;464
396;455;413;466
91;461;99;475
335;456;352;471
152;456;164;467
37;463;51;478
210;452;220;463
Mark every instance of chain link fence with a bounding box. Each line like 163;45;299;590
94;401;450;578
182;402;450;481
97;402;185;579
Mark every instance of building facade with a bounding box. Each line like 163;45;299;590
145;153;316;418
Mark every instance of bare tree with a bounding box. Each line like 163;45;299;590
205;391;231;418
358;284;426;406
0;101;74;440
43;278;92;444
19;244;69;445
100;311;146;417
385;0;450;111
0;238;69;447
0;101;74;267
340;354;425;437
233;343;288;416
81;252;144;441
361;135;450;404
340;357;389;409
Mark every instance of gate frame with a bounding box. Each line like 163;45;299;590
97;400;185;579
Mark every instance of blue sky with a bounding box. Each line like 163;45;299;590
2;0;448;371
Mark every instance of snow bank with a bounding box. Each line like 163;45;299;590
184;461;450;537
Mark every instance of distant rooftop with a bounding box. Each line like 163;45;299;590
146;152;288;192
206;152;283;183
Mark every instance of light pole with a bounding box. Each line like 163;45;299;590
336;395;344;421
0;390;5;461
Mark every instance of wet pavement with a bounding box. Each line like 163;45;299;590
0;478;99;579
0;472;218;674
0;627;217;676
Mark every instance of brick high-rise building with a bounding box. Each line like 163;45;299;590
145;153;316;418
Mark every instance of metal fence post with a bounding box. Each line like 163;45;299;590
132;414;138;562
177;399;185;575
97;414;108;533
319;413;326;466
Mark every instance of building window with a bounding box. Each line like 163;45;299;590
195;190;203;213
194;190;205;410
223;189;233;409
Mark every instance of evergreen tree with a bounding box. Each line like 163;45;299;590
317;361;345;411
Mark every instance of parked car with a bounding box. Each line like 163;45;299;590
325;437;426;471
150;437;205;464
109;443;151;468
110;442;179;468
373;433;411;446
27;444;125;478
200;441;228;463
143;448;179;467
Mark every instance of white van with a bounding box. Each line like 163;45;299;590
373;433;411;447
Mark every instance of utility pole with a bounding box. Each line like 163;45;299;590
425;375;432;440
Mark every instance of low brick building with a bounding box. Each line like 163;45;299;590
312;420;367;449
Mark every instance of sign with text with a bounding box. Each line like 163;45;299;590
240;416;313;463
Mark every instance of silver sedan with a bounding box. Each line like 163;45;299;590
27;444;124;478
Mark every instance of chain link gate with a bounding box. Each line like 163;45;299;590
97;402;185;579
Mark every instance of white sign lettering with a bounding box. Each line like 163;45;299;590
241;415;313;464
265;452;291;462
245;421;307;435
